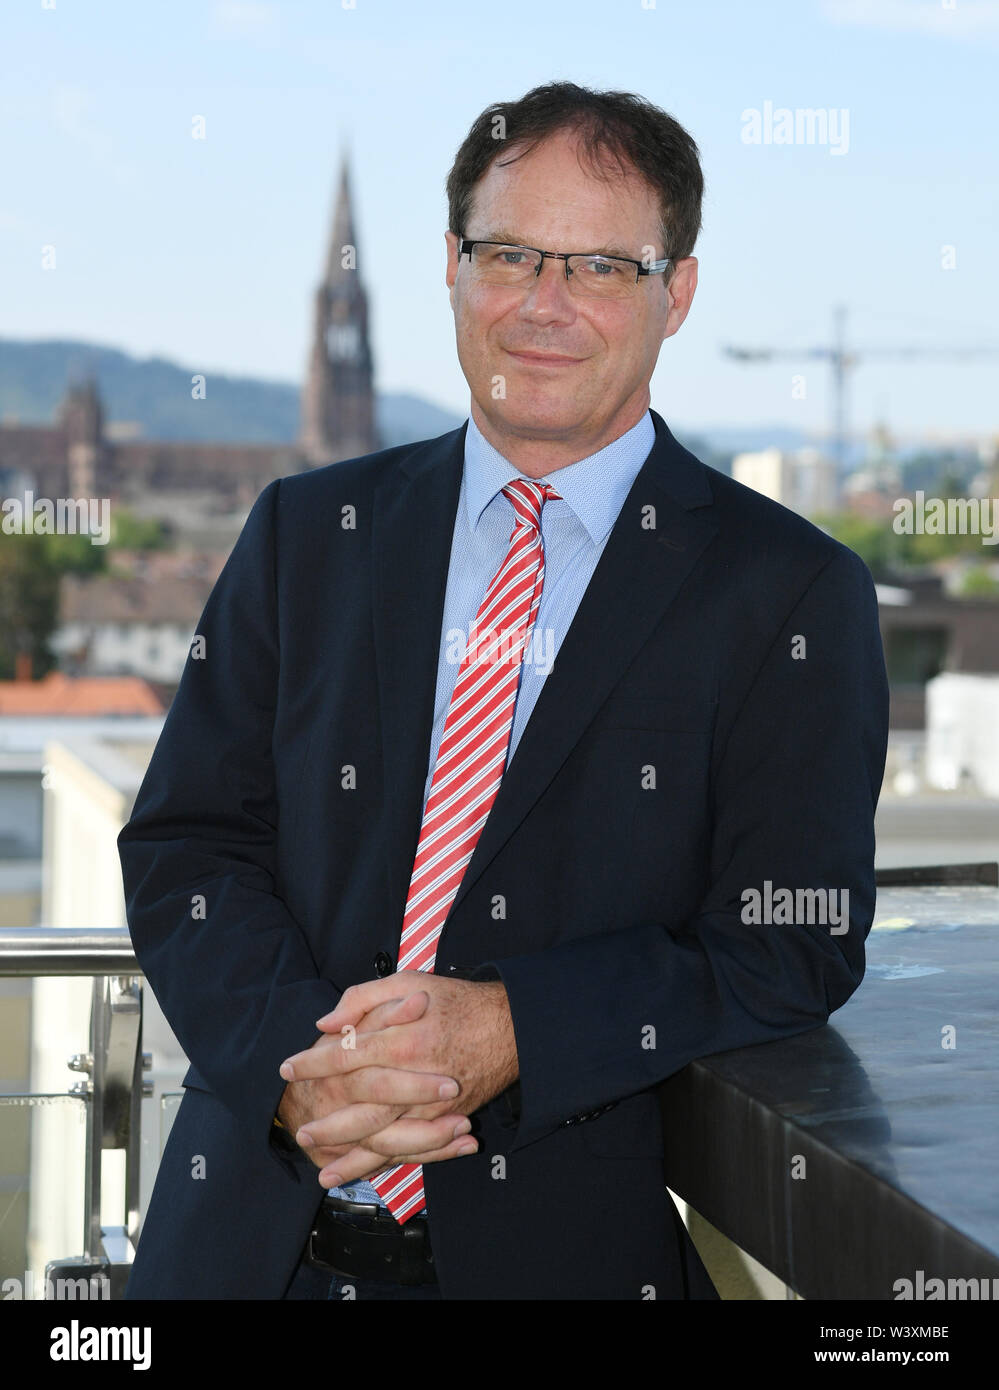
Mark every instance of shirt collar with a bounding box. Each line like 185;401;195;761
462;409;656;546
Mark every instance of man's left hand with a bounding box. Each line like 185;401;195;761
280;975;518;1166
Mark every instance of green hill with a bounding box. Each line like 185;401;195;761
0;338;463;448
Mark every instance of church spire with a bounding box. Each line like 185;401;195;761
300;150;379;466
324;153;356;283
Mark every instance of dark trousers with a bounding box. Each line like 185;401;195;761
284;1255;442;1301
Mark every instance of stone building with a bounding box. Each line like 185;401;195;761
0;154;378;515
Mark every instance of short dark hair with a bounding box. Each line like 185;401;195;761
445;81;704;267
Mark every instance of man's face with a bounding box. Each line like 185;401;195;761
445;126;697;456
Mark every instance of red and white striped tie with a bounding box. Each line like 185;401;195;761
371;477;560;1222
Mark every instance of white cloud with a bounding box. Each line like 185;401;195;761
0;209;31;234
209;1;281;42
51;85;135;188
822;0;999;39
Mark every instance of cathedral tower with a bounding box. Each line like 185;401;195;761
300;154;379;466
58;375;104;498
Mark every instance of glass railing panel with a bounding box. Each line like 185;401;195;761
0;1093;90;1299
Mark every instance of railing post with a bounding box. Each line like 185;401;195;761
90;976;107;1260
0;928;146;1300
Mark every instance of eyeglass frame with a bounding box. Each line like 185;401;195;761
457;238;672;289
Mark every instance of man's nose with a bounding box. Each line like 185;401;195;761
516;257;578;323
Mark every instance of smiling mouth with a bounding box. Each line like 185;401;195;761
505;349;583;366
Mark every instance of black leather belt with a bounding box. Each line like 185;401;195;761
306;1196;437;1286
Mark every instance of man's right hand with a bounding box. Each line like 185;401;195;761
276;991;477;1175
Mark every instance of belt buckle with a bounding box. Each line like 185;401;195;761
323;1194;382;1220
306;1228;332;1270
308;1196;435;1286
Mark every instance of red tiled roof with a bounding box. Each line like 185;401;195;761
0;672;164;716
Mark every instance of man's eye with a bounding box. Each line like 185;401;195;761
585;258;624;276
499;250;527;264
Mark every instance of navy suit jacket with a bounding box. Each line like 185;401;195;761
117;409;889;1299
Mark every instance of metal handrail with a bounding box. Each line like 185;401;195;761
0;928;138;977
1;926;145;1297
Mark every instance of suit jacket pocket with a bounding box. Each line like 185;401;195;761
580;1090;665;1158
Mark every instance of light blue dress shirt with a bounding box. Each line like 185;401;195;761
329;407;656;1209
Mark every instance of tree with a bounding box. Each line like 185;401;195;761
0;532;108;679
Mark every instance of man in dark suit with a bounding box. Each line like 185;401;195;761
118;81;888;1300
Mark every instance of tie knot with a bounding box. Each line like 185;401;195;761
501;478;561;533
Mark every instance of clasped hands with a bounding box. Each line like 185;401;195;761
277;973;518;1189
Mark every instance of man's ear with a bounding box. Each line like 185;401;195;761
445;231;461;305
663;256;698;341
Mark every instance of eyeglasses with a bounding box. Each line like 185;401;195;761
458;239;671;301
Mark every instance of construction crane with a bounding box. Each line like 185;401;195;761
722;306;999;469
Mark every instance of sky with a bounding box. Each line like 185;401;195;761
2;0;998;449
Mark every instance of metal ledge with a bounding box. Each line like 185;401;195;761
661;885;999;1299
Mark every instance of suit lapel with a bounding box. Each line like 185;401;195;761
371;410;720;947
371;423;467;932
